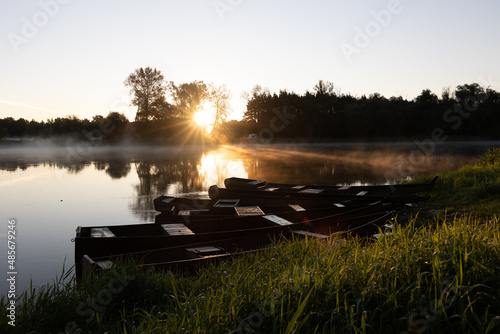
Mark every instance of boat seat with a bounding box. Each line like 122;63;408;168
177;209;210;216
288;204;306;211
292;230;329;239
160;196;175;203
292;185;306;190
235;206;264;216
90;227;115;238
212;199;240;214
248;180;267;188
81;255;113;280
213;199;240;208
262;215;293;226
298;188;324;194
185;246;227;259
161;223;194;236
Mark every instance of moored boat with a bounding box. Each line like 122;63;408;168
224;176;438;196
75;207;393;276
153;193;386;218
208;184;430;207
79;211;393;279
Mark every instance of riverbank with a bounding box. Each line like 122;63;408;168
1;149;499;333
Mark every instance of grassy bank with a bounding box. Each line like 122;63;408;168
2;150;500;333
409;148;500;218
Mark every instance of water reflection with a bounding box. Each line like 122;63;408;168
1;142;498;200
0;144;498;188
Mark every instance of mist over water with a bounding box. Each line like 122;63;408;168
1;141;499;293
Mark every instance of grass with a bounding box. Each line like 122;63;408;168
2;149;500;333
408;148;500;218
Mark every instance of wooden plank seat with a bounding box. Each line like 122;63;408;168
262;215;293;226
235;206;265;216
185;246;227;259
288;204;306;211
213;199;240;208
161;223;194;236
298;188;324;194
292;230;329;239
90;227;115;238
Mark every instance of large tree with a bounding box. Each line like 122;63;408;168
124;67;170;121
168;80;209;119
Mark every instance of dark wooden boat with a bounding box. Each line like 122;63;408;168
208;184;430;206
224;176;438;196
75;206;393;273
153;193;386;220
153;196;216;214
153;195;375;215
153;200;386;223
80;211;393;279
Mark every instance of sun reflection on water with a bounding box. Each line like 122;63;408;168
197;148;248;189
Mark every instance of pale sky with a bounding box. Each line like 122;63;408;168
1;0;499;121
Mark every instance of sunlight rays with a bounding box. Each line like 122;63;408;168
193;101;216;133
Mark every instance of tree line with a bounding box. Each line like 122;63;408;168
1;67;231;144
1;69;499;143
222;81;500;140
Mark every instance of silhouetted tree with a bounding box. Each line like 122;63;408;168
313;80;335;96
243;85;271;123
104;112;130;142
168;81;209;120
124;67;171;121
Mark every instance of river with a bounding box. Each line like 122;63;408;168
1;141;499;294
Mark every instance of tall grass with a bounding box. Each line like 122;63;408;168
2;215;500;333
410;148;500;217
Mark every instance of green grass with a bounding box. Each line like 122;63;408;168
2;148;500;333
2;216;500;333
409;148;500;218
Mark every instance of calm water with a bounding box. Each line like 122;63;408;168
1;141;499;294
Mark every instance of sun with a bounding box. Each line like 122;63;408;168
193;102;216;133
194;110;213;127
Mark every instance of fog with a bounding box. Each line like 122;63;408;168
1;140;499;186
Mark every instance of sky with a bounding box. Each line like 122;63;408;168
1;0;499;122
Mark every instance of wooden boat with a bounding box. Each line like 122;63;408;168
153;196;216;214
224;176;438;196
153;193;385;218
79;211;393;279
153;200;387;223
153;195;374;214
208;184;430;206
74;206;393;273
